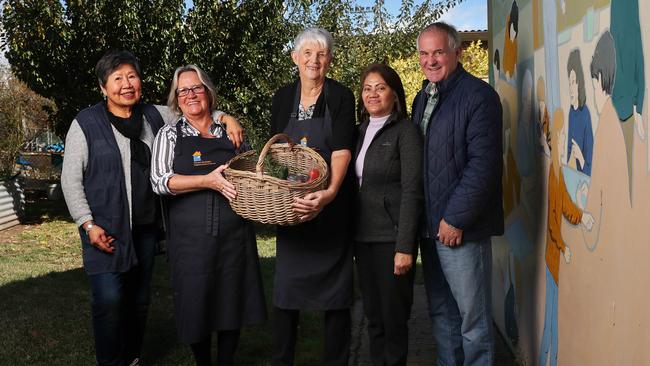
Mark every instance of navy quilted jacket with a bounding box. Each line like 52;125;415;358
412;64;504;241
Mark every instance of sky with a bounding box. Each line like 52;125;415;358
183;0;488;31
355;0;487;31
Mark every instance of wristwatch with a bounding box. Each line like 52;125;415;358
84;222;95;234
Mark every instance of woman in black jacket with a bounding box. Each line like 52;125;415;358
354;64;423;366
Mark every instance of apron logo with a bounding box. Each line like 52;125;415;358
192;151;202;162
300;136;308;147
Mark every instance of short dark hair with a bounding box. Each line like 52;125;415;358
95;50;142;87
590;31;615;95
357;63;407;124
509;1;519;35
566;48;586;108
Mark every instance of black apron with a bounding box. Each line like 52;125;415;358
166;123;266;344
274;83;353;310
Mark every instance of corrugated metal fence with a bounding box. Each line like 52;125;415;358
0;178;25;231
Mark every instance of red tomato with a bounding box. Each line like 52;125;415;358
308;168;320;181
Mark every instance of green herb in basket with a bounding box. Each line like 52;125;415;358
263;156;289;180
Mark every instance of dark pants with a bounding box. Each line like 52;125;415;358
190;329;241;366
355;242;415;366
272;307;351;366
88;225;157;366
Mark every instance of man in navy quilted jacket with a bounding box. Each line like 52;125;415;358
412;22;504;366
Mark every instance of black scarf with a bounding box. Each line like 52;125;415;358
105;103;150;168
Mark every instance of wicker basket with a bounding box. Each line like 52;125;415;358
224;133;329;226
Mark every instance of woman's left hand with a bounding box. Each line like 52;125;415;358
291;189;335;222
222;115;244;149
205;164;237;201
394;252;413;275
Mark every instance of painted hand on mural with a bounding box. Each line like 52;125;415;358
576;182;589;210
569;139;585;171
438;218;463;246
563;245;572;264
581;212;594;231
634;108;646;140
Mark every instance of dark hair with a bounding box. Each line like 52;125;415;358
494;49;501;71
357;63;407;124
566;48;586;109
95;50;142;87
508;1;519;35
590;31;615;96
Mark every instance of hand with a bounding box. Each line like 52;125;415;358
576;181;589;210
634;109;646;140
437;218;463;246
394;252;413;275
291;189;334;222
563;245;572;264
222;114;244;149
204;164;237;201
581;212;594;231
570;139;585;170
85;222;115;254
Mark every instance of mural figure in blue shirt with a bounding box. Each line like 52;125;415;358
566;49;593;176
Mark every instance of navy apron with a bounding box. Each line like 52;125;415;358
274;83;353;310
166;122;267;344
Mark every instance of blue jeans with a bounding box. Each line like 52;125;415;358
421;238;494;366
88;226;157;366
539;266;558;366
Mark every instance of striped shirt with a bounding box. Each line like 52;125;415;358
150;115;225;196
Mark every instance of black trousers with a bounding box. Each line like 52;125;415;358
272;307;351;366
354;241;415;366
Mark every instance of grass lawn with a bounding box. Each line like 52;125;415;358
0;193;325;365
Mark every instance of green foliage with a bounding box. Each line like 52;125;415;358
0;67;57;179
460;40;489;79
390;53;422;114
2;0;185;136
183;0;294;149
2;0;463;145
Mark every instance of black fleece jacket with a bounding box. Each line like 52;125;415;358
353;113;423;253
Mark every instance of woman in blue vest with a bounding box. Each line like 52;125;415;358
61;51;243;366
150;64;266;366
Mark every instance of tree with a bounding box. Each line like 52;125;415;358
2;0;463;145
2;0;185;136
460;40;489;80
0;67;56;178
182;0;295;149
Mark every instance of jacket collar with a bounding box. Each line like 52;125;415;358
359;112;400;132
419;63;466;94
355;112;400;157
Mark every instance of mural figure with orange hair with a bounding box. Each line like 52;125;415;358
539;110;594;366
502;1;518;81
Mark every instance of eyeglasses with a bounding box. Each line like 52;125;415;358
176;85;205;97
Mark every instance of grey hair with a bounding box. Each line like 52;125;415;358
417;22;461;51
166;64;218;115
293;27;334;57
590;31;615;96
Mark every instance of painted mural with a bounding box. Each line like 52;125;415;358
489;0;650;364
